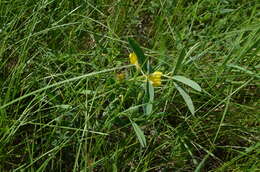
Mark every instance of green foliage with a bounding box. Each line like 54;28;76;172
173;75;202;92
174;82;195;116
130;120;147;148
0;0;259;171
144;80;154;116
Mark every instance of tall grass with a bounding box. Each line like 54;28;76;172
0;0;259;171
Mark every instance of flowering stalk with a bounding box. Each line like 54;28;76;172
129;52;163;87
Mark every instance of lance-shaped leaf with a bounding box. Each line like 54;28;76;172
174;82;195;116
131;120;147;147
173;75;201;92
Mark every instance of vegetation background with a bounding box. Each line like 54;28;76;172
0;0;259;171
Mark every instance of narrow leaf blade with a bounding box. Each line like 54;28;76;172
173;47;185;75
228;64;259;78
173;75;202;92
131;121;147;147
174;82;195;115
143;81;154;115
147;81;154;102
146;60;153;74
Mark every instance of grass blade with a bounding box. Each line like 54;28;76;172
0;65;132;110
173;47;186;75
228;64;260;79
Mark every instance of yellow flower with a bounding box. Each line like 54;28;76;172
129;52;140;70
129;52;138;64
148;71;163;87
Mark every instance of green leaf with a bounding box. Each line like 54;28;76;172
143;81;154;115
145;103;153;115
174;82;195;115
128;38;148;73
184;42;200;64
173;47;186;75
228;64;259;79
173;75;202;92
146;60;153;74
147;80;154;102
131;120;146;147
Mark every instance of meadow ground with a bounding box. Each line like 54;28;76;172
0;0;259;171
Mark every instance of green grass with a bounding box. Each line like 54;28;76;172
0;0;259;171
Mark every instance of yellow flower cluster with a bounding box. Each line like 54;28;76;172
129;52;163;87
148;71;162;87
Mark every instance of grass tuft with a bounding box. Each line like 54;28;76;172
0;0;259;171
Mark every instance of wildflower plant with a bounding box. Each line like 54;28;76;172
127;38;202;147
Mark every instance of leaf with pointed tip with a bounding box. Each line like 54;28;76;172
174;82;195;116
131;121;146;147
228;64;259;78
173;75;201;92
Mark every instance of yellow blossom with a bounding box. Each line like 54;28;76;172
129;52;140;70
129;52;137;64
148;71;163;87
